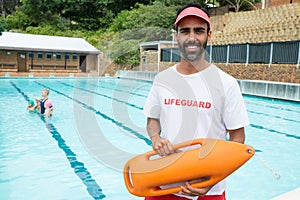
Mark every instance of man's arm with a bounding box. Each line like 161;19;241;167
146;117;174;156
228;127;245;144
146;117;161;139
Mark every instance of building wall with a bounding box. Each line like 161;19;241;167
0;50;102;73
140;50;158;71
27;52;79;70
86;54;98;72
0;51;17;69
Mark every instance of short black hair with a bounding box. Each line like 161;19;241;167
175;2;210;32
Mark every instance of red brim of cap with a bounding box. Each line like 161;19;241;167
174;7;210;27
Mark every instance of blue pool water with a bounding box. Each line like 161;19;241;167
0;78;299;200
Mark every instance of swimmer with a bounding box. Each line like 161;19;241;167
40;89;53;118
35;97;41;113
27;100;36;111
44;100;53;118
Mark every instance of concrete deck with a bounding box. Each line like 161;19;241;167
271;187;300;200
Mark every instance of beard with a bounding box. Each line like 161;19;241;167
178;39;208;62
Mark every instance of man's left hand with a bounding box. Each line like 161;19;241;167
180;181;213;197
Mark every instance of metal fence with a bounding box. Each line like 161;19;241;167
161;40;300;68
206;40;300;67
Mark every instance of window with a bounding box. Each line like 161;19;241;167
161;48;181;62
65;54;70;60
28;52;34;58
46;53;52;59
72;54;78;60
38;53;43;59
56;54;62;60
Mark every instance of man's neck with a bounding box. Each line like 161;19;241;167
176;58;210;75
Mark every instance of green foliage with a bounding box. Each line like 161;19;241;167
109;10;131;32
0;17;7;35
3;0;259;68
15;0;153;31
123;2;177;29
110;1;178;32
160;0;206;7
95;30;139;66
58;0;112;30
112;39;140;67
25;24;90;39
5;10;31;30
106;1;180;66
0;0;21;17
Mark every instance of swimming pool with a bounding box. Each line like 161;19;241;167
0;78;299;200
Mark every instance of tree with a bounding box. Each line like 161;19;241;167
1;0;21;18
0;17;6;34
5;9;31;30
227;0;257;11
105;1;180;67
159;0;206;7
218;0;257;12
111;1;177;31
106;0;152;15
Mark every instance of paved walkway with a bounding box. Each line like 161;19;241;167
271;187;300;200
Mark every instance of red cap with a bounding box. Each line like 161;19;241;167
175;7;210;28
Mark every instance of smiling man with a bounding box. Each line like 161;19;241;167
143;2;249;200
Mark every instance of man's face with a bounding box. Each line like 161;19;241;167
175;16;211;62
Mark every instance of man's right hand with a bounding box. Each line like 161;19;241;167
151;134;175;156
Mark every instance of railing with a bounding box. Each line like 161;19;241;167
115;70;157;81
115;70;300;102
0;63;17;69
238;80;300;102
30;64;78;70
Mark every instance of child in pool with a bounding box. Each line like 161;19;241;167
35;97;41;113
27;100;36;111
40;89;53;118
44;100;53;118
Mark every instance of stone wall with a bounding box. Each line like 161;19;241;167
217;63;300;83
209;3;300;45
140;50;157;71
106;62;300;84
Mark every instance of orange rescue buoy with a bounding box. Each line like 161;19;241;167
123;138;254;197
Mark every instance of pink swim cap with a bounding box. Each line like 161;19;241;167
45;101;53;108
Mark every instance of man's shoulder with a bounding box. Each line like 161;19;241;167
211;64;237;82
154;66;177;82
156;66;175;76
